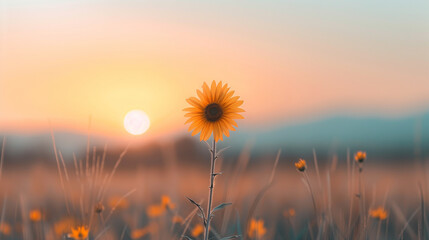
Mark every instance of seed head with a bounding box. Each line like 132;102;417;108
94;202;104;214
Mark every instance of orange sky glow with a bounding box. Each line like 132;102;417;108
1;1;428;141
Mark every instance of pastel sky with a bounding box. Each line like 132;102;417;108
1;0;428;139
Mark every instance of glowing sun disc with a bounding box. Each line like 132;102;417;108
124;110;150;135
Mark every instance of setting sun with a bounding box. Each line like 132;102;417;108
124;110;150;135
0;1;427;239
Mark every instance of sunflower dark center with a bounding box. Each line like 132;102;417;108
204;103;223;122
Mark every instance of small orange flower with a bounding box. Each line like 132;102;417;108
294;159;306;172
69;226;89;240
172;215;184;224
248;218;267;239
29;209;42;222
147;204;165;218
355;151;366;163
131;223;158;239
131;224;154;239
0;222;11;235
283;208;296;218
369;207;387;220
161;195;176;210
146;195;176;218
191;224;204;238
131;227;150;239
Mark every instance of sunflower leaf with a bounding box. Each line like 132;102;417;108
204;141;212;151
220;235;241;240
211;203;232;214
186;196;206;224
217;146;231;155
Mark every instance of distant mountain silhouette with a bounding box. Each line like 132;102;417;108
1;111;428;164
224;111;429;161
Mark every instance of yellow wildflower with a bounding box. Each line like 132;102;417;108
161;195;176;210
29;209;42;222
355;151;366;163
294;159;306;172
172;215;184;224
369;207;387;220
248;218;266;239
69;226;89;240
191;224;204;238
0;222;11;235
147;204;165;218
283;208;296;218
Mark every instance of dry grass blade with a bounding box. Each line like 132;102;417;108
104;188;136;223
419;183;425;240
120;225;128;240
99;142;130;201
180;205;200;240
50;129;72;216
0;194;7;234
244;149;281;240
94;225;111;240
312;148;322;191
392;202;418;239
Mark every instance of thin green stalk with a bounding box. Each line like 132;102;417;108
204;139;217;240
376;219;382;240
304;171;318;218
358;164;366;239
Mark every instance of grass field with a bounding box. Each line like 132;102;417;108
0;139;427;240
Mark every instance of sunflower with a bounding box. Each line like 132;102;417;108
184;81;244;142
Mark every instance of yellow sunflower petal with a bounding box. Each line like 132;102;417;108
186;97;204;109
188;118;204;131
220;119;235;131
210;81;217;102
200;124;210;141
202;82;212;102
197;89;209;106
214;81;223;102
183;107;199;112
214;122;222;142
216;84;229;103
202;124;213;141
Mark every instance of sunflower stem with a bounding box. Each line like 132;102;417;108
204;139;217;240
